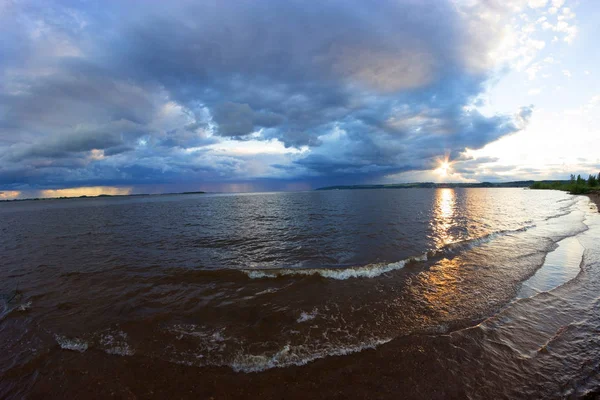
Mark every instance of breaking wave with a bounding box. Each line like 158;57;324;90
54;329;134;356
244;259;411;280
229;338;393;373
55;334;88;352
297;308;319;323
99;330;135;356
243;225;535;280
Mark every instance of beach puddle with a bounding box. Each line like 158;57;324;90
517;236;584;299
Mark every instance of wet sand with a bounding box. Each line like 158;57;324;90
587;192;600;212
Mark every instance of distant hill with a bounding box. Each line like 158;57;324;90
0;191;205;203
315;181;565;191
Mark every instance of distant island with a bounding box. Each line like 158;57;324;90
0;191;205;203
316;181;539;190
316;173;600;196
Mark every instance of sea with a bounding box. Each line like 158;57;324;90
1;188;599;399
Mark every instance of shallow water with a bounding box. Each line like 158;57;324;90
0;188;598;398
517;236;584;299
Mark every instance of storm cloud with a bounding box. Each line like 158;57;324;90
0;0;534;192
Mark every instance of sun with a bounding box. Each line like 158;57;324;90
436;159;451;177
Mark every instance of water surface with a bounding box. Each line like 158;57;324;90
1;188;599;398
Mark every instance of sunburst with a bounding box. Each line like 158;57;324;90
435;158;452;177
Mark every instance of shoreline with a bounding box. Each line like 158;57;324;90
587;192;600;212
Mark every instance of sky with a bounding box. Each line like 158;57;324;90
0;0;598;198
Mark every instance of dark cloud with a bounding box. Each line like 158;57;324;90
211;102;284;137
212;103;255;137
103;146;134;157
0;0;533;191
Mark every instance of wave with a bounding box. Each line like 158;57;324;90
55;334;88;352
243;225;535;280
0;300;31;321
544;210;573;221
17;301;32;311
427;225;535;257
556;197;572;203
244;259;411;280
99;330;135;356
54;329;134;356
297;308;319;323
229;337;392;373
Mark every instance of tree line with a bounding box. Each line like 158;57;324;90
531;173;600;194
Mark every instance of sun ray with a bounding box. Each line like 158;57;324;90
435;157;452;177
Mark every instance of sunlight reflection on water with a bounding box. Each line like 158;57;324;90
432;188;456;248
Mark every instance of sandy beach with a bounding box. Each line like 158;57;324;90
588;192;600;212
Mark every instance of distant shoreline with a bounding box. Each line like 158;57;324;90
0;191;205;203
4;184;596;204
315;181;540;190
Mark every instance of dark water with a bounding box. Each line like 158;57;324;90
1;188;599;398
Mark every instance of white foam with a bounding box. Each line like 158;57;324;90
211;331;225;342
255;288;279;296
229;338;392;373
167;324;228;353
99;330;135;356
170;323;207;339
245;259;410;280
55;334;88;352
0;300;31;320
104;344;134;356
297;308;319;323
